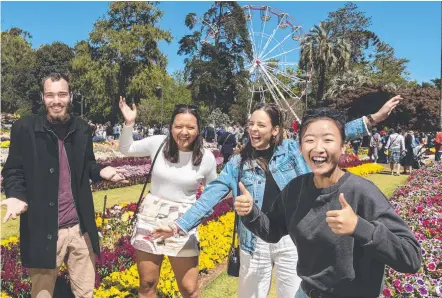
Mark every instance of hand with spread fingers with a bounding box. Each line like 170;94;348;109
1;198;28;223
326;193;358;236
119;96;137;126
99;166;129;183
234;182;254;216
371;95;403;124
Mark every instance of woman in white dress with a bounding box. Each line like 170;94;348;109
119;97;217;298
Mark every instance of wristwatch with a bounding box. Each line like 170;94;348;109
366;114;377;126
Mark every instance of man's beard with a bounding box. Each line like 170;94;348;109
45;102;73;124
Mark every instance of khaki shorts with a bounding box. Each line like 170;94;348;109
30;224;95;298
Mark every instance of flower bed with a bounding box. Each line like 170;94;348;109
381;162;442;297
339;154;371;168
1;190;234;298
346;163;384;176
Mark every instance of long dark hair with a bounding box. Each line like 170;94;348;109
239;103;285;172
163;104;204;166
405;134;413;147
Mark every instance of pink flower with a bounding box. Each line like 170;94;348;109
382;288;393;297
427;262;436;271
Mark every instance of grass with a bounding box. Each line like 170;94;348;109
1;184;149;240
202;166;409;298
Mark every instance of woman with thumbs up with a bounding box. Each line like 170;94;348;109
154;96;403;298
236;108;421;298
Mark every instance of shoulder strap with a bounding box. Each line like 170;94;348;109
231;161;244;248
132;137;167;219
222;133;232;147
388;134;399;150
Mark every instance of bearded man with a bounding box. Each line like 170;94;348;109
1;73;127;298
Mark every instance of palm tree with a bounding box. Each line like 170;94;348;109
300;21;351;102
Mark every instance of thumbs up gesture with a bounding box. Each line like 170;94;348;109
325;193;358;236
234;182;253;216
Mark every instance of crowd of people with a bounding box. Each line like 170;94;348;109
1;72;440;298
88;120;170;142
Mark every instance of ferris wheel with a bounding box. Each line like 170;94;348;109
189;4;311;123
242;5;310;123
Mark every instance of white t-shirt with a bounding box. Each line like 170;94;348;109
119;124;217;204
386;133;405;151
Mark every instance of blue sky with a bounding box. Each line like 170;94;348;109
1;1;440;83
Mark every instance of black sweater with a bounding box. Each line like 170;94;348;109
242;172;421;298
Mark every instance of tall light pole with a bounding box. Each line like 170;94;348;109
156;86;163;127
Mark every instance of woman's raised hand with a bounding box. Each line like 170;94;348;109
119;96;137;125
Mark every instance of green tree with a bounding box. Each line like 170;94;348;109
300;21;351;102
430;78;441;89
137;70;192;126
30;42;75;113
368;41;409;86
1;28;36;114
178;2;252;112
327;2;380;63
70;1;172;122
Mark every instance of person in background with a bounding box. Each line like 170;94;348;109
351;138;362;156
218;127;237;165
402;131;416;174
368;127;381;163
386;128;406;175
204;124;216;143
113;123;121;140
235;108;421;298
434;130;442;161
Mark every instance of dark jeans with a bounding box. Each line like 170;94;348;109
436;151;442;161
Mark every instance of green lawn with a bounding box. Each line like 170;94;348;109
201;170;408;298
1;184;149;239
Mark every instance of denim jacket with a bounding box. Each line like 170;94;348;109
176;118;369;254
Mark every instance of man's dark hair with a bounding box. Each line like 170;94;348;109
299;108;347;143
40;72;72;94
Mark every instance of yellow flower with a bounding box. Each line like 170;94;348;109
347;163;384;176
95;217;103;228
0;141;10;148
1;236;19;248
121;211;134;222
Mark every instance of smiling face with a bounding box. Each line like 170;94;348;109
247;109;280;150
43;78;71;122
171;112;199;151
300;119;345;176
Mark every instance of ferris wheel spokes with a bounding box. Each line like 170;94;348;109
258;64;301;123
257;12;286;59
261;46;302;62
261;65;300;99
